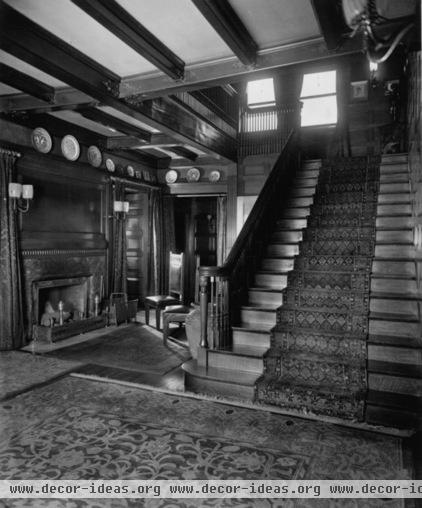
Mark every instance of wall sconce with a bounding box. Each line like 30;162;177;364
113;200;129;219
8;182;34;213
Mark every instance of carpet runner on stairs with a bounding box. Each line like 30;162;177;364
255;156;381;421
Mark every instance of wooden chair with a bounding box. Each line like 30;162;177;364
144;252;190;330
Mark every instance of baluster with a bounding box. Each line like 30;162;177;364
210;276;215;349
199;275;209;350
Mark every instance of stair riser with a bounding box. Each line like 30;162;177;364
371;260;416;278
368;373;421;396
281;208;310;219
368;345;422;365
379;183;410;193
369;319;420;339
293;177;318;188
377;204;412;216
376;216;414;229
378;193;410;204
248;291;283;308
272;231;303;243
290;187;316;198
376;231;413;243
241;309;276;327
255;273;288;289
261;258;294;271
379;173;409;183
267;244;299;257
296;169;320;178
380;163;408;174
374;245;415;259
370;298;419;318
232;330;271;349
185;375;255;400
276;219;308;230
287;197;314;208
208;351;264;373
371;278;417;296
381;154;408;164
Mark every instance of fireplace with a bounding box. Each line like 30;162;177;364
32;275;106;343
33;276;90;325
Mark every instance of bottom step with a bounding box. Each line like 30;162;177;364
182;360;259;400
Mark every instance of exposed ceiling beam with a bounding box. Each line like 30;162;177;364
70;0;185;80
4;111;106;146
0;88;96;114
166;145;198;161
0;1;121;102
191;0;258;66
120;37;362;99
119;149;170;169
0;63;56;103
102;136;147;151
310;0;350;50
76;107;152;143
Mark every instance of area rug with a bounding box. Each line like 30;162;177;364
45;323;191;375
0;351;83;401
0;376;410;507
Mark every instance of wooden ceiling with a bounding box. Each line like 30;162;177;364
2;0;405;168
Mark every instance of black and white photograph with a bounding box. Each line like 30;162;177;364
0;1;421;507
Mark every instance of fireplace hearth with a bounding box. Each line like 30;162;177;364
32;276;106;343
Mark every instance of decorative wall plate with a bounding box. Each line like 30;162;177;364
165;169;178;184
31;127;52;154
186;167;200;182
105;158;115;172
61;135;80;161
135;170;142;179
143;170;150;182
209;170;221;182
87;145;102;167
127;165;135;177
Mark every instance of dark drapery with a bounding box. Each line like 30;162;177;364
0;150;25;350
216;196;227;265
147;190;175;295
331;62;351;157
110;182;127;294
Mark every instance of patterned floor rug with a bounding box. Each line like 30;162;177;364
0;376;411;508
44;323;191;376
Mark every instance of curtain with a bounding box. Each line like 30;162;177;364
110;182;127;295
0;150;25;350
147;190;175;295
216;196;227;265
331;62;351;157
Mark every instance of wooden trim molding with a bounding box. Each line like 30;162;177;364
22;249;107;258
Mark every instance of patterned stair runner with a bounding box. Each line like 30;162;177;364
255;156;380;421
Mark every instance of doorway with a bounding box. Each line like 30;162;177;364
124;188;149;303
174;196;218;305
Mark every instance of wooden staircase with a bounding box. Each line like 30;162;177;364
183;152;421;429
366;153;422;429
184;159;321;398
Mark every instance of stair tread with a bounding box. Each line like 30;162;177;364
249;287;284;293
368;360;422;379
241;305;277;312
370;292;420;300
369;334;422;348
182;360;260;386
367;390;422;411
232;325;271;334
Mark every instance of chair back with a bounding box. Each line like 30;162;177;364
169;251;184;301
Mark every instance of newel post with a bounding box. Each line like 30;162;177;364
199;274;209;349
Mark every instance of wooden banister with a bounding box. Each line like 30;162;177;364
198;128;302;355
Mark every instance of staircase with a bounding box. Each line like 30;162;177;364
183;152;421;429
184;158;321;398
366;153;421;429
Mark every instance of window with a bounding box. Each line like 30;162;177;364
300;70;337;127
246;78;276;109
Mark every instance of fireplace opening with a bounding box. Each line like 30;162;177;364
33;276;90;326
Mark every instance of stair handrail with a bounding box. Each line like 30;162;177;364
198;129;302;355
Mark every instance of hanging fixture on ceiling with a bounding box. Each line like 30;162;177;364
341;0;415;64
